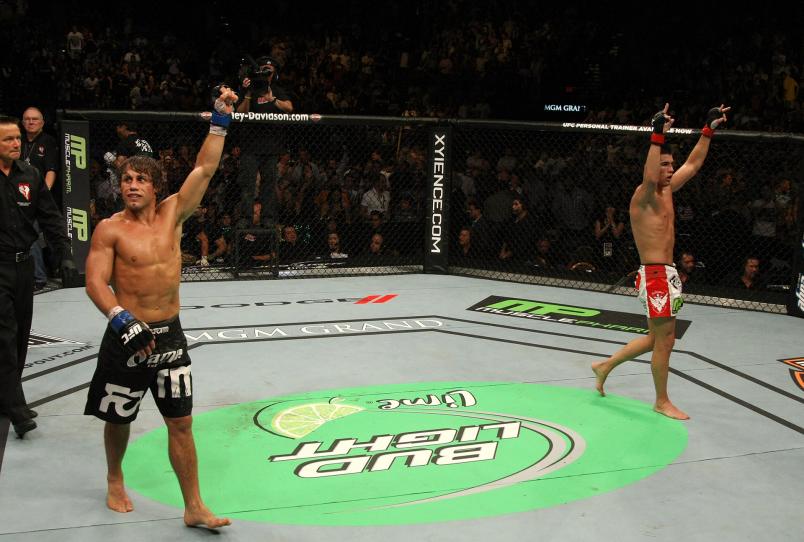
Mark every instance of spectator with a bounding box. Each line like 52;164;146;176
676;250;702;286
533;237;555;268
454;227;478;262
20;107;58;191
728;256;763;290
66;26;84;59
466;198;492;258
277;225;307;263
113;121;153;170
21;107;59;288
499;196;537;262
551;176;595;254
180;205;209;266
367;233;385;257
326;232;348;259
453;167;477;202
360;173;391;219
593;203;626;272
393;193;419;223
483;169;517;223
237;213;276;268
748;183;782;263
773;177;798;251
673;185;701;255
315;182;351;222
207;212;233;264
276;150;292;179
290;147;324;187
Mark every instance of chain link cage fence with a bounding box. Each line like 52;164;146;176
64;112;440;280
448;121;803;313
61;111;803;313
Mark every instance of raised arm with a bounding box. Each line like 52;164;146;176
640;103;673;195
670;105;729;192
236;78;251;113
175;86;238;222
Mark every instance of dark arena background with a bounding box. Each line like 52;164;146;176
1;2;803;541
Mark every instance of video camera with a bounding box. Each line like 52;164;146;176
240;54;280;94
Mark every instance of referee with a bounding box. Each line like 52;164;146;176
0;115;75;437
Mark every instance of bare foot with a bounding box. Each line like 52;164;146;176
106;481;134;513
654;401;690;420
184;506;231;530
591;361;609;396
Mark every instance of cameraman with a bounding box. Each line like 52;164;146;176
234;56;293;228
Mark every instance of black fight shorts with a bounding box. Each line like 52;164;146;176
84;316;193;423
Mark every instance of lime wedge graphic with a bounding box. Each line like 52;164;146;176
270;403;364;439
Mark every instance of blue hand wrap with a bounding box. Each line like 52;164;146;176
210;110;231;128
110;309;135;333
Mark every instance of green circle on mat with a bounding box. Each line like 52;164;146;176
124;382;687;525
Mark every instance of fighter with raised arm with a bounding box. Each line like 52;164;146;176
83;85;238;529
592;103;729;420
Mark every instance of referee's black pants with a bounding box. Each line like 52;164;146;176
0;258;34;424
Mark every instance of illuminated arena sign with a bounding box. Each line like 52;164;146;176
124;382;687;525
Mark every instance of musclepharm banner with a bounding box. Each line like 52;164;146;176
60;120;92;280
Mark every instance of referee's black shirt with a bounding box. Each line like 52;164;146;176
0;159;70;256
21;131;59;178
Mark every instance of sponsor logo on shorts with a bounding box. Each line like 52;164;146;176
467;295;692;338
127;348;184;368
156;365;192;398
99;383;145;417
649;292;668;314
779;357;804;392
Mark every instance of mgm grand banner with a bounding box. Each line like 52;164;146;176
60;120;91;286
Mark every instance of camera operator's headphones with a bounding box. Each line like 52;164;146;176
254;55;280;83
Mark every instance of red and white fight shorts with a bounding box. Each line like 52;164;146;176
635;264;684;319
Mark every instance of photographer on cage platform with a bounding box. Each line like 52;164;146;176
234;55;293;228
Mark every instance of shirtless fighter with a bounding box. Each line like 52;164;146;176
593;103;729;420
84;86;238;528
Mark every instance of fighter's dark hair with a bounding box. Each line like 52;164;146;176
118;155;167;198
